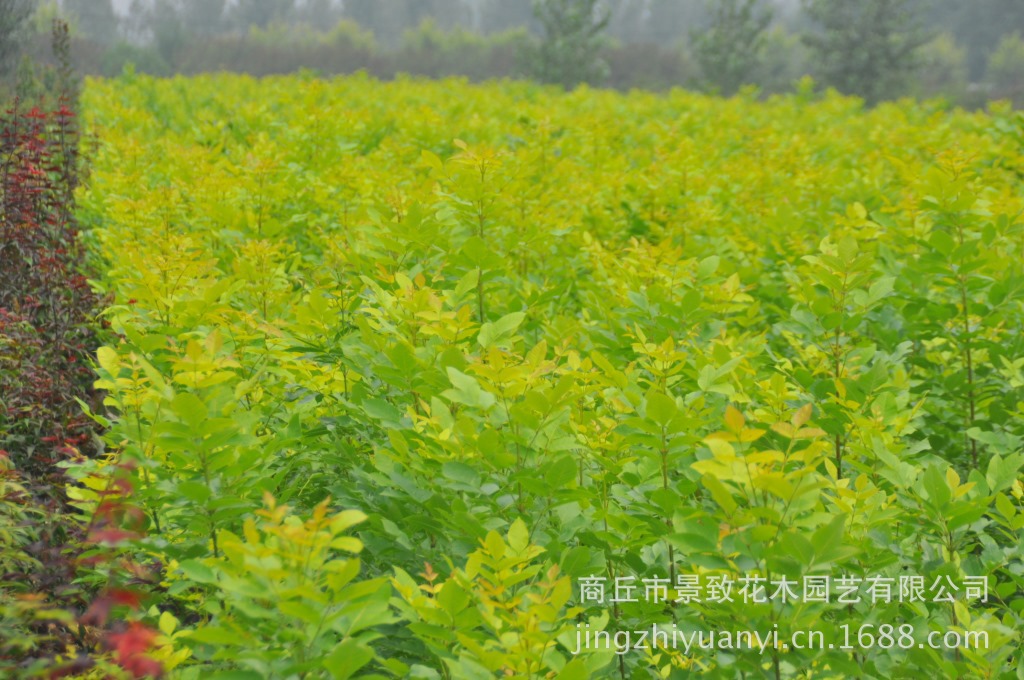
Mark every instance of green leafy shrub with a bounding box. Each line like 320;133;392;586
391;519;606;679
171;495;393;679
986;32;1024;105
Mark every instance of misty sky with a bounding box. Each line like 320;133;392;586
106;0;804;18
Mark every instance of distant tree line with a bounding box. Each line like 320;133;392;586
3;0;1024;107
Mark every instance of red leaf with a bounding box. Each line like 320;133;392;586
81;588;143;626
87;528;138;545
108;623;163;678
109;622;158;657
80;596;112;627
121;656;163;679
108;588;143;608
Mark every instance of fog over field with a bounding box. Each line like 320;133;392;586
42;0;1022;106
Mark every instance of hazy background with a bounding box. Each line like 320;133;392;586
10;0;1024;107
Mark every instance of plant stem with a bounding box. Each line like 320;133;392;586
959;278;978;467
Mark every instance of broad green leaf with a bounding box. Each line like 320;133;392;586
478;311;526;348
323;638;374;680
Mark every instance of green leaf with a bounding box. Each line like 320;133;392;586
478;311;526;348
867;276;894;304
542;454;578;488
461;235;502;268
986;453;1024;494
559;546;598;578
443;368;496;409
646;392;677;427
697;255;720;278
453;268;480;300
437;581;471;618
753;473;794;500
837;235;859;262
421;149;443;171
178;559;217;584
929;230;954;256
442;461;481;487
171;392;207;428
96;346;120;376
923;465;950;508
507;518;530;553
177;480;211;504
279;600;324;625
332;509;368;533
188;626;241;645
556;659;589;680
701;474;737;516
158;611;178;636
995;492;1016;520
810;515;847;565
946;502;986;530
362;398;401;423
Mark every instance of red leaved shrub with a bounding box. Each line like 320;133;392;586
0;23;163;678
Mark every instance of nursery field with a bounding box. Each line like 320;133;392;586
67;74;1024;678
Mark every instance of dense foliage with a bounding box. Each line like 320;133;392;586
34;74;1024;677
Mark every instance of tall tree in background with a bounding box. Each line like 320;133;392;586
929;0;1024;79
606;0;648;44
341;0;377;35
645;0;708;46
120;0;151;44
530;0;610;88
230;0;294;31
151;0;186;61
986;32;1024;104
407;0;472;32
342;0;471;44
0;0;33;75
180;0;226;36
294;0;340;29
803;0;929;104
343;0;412;46
64;0;119;44
693;0;772;95
481;0;533;34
